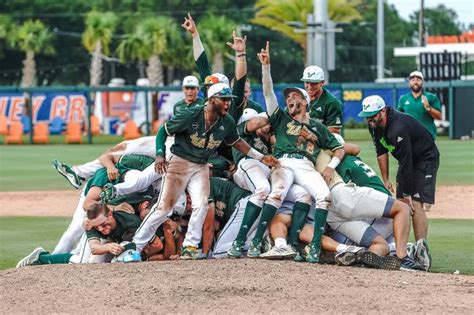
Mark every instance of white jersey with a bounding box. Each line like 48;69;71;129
111;136;155;158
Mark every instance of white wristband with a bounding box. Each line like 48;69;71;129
247;148;264;161
327;157;341;169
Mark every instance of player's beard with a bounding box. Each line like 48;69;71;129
410;83;422;93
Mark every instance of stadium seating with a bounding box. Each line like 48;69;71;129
5;121;23;144
65;122;83;144
49;116;65;135
0;115;8;135
123;120;141;140
33;122;50;144
90;115;101;136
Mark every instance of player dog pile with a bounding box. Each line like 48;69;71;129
17;14;440;273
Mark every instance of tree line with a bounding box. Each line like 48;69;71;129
0;0;468;87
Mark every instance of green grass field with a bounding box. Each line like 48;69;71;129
0;131;473;273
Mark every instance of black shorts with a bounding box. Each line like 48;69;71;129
396;158;439;204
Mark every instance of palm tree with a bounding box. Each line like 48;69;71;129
116;30;148;78
10;20;55;87
251;0;361;50
198;14;237;74
82;11;118;86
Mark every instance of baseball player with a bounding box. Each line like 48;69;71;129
360;95;439;271
173;75;204;116
397;71;442;140
128;83;279;260
242;42;345;262
181;13;248;123
53;136;155;189
301;65;343;133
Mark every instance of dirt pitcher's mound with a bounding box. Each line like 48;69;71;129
1;260;473;313
1;186;473;219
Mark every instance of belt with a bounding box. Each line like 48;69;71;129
281;153;309;160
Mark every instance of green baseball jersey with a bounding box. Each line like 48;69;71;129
209;177;251;225
397;91;441;139
308;88;343;129
246;99;264;113
164;106;240;164
231;121;271;165
86;211;141;243
173;97;204;116
336;155;390;195
84;154;154;195
269;108;343;165
108;185;157;206
195;51;212;88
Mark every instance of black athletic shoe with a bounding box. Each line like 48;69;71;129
360;252;401;271
400;256;425;272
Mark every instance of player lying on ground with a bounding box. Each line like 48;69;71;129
53;136;155;189
16;199;188;267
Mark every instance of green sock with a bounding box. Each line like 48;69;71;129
252;203;278;244
287;202;310;247
235;201;262;243
310;208;329;248
38;253;73;265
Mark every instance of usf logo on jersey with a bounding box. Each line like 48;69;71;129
252;138;269;154
286;121;302;136
190;133;222;149
215;201;226;218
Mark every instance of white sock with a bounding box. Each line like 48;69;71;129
336;244;349;253
274;238;287;248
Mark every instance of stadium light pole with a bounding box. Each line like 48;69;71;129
377;0;385;81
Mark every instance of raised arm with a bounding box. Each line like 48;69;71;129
258;42;278;115
181;13;211;82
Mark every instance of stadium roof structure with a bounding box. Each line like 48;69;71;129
394;30;474;58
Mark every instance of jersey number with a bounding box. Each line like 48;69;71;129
354;160;377;177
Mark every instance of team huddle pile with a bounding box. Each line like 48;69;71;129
17;14;440;273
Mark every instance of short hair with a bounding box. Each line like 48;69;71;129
86;203;110;220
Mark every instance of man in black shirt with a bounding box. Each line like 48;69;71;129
359;95;439;271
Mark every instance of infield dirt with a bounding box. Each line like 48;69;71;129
1;259;473;313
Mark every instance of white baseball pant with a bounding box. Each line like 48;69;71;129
266;157;330;210
233;158;271;207
114;163;162;196
133;154;210;251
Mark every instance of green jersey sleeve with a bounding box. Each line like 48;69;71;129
196;51;211;84
315;122;343;151
224;118;240;145
325;98;343;128
164;110;194;136
229;75;247;122
86;229;101;240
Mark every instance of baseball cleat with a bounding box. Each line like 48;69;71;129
227;240;244;258
406;242;417;260
112;249;142;263
259;244;297;260
180;246;200;260
415;239;432;271
16;247;45;268
306;243;321;263
52;159;83;189
400;256;425;272
247;240;261;258
360;252;401;271
335;247;366;266
100;183;117;204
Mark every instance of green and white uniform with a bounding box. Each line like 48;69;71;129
397;91;441;139
309;88;343;130
84;154;154;195
132;106;241;252
231;120;272;207
173;97;204;116
327;155;395;247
